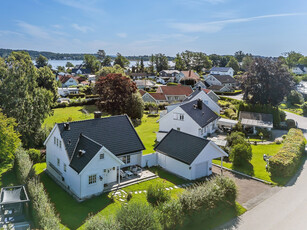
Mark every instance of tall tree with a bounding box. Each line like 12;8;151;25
114;53;130;68
0;110;20;163
284;51;303;68
174;53;185;71
95;73;143;119
298;56;307;66
97;49;106;61
37;66;58;102
154;53;169;72
35;54;48;68
148;54;155;73
241;56;254;71
242;58;294;106
209;54;221;67
66;62;74;67
219;56;229;67
96;64;125;77
226;57;240;74
234;51;245;62
84;54;100;73
102;56;112;67
140;58;145;72
0;51;53;147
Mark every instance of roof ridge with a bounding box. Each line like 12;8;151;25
171;129;210;141
79;133;103;147
56;114;127;125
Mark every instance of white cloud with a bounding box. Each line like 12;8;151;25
0;30;23;37
169;13;306;33
117;33;127;38
72;24;93;33
54;0;102;13
16;21;51;39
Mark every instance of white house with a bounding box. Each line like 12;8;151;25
58;87;79;97
166;87;221;114
44;114;145;200
208;85;231;93
205;74;237;90
157;99;219;141
59;75;79;87
193;81;207;90
292;65;307;75
210;67;234;77
155;85;193;103
155;129;228;180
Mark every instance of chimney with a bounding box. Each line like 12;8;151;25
78;149;86;157
64;122;70;131
197;99;202;110
94;111;102;119
189;70;191;77
198;86;201;91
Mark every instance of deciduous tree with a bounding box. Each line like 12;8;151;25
114;53;130;68
35;54;48;68
84;54;101;73
37;66;58;102
226;57;240;74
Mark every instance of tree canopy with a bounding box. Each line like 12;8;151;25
35;54;48;68
242;58;294;106
114;53;130;68
226;57;240;73
96;64;125;77
37;66;58;102
84;54;101;73
173;51;212;72
284;51;303;68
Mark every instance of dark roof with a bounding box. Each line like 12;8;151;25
155;129;210;165
129;72;152;77
72;68;91;74
208;85;226;90
180;100;219;127
296;64;306;72
210;67;232;72
57;115;145;164
239;111;273;123
69;134;103;173
211;75;236;84
183;88;211;102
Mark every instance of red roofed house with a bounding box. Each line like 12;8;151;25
177;70;201;84
156;85;193;103
139;89;167;104
58;75;78;87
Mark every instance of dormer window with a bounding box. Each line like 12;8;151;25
100;153;104;159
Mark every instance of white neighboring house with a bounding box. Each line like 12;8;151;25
210;67;234;77
59;75;79;87
292;65;307;75
208;85;231;93
204;74;237;90
44;114;145;200
166;87;221;114
155;129;228;180
157;99;219;141
193;81;207;90
58;87;79;97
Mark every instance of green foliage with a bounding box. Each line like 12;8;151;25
226;56;240;73
230;143;253;166
224;108;237;120
114;53;130;68
166;82;178;86
37;66;58;102
241;56;254;71
302;102;307;115
96;64;125;77
232;121;243;132
0;51;53;147
28;148;45;164
0;111;20;163
65;61;74;67
284;51;303;68
154;53;169;72
179;176;237;213
256;128;272;139
147;182;170;206
269;129;305;177
158;199;183;230
234;51;245;62
126;93;144;120
286;119;296;129
226;132;245;147
287;90;304;105
14;147;33;184
174;50;212;72
35;54;48;68
84;54;101;73
116;202;161;230
27;178;63;229
84;216;120;230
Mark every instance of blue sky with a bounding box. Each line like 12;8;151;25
0;0;307;56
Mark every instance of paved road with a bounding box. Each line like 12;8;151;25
221;94;243;100
220;112;307;230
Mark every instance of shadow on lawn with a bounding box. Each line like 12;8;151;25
231;162;255;177
149;166;188;185
39;172;113;230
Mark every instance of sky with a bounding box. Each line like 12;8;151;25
0;0;307;57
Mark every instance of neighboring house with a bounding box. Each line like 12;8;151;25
59;75;79;87
210;67;234;77
134;80;155;90
129;72;156;80
205;74;237;90
208;85;231;93
157;99;219;141
58;87;79;97
156;85;193;103
139;89;167;104
292;65;307;75
192;81;207;90
159;70;183;82
44;114;145;200
239;111;273;134
72;65;91;75
178;70;201;83
155;129;227;180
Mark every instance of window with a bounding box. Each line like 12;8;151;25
88;174;97;185
121;155;131;164
174;113;184;121
57;158;60;167
56;139;58;146
179;114;184;121
126;155;131;164
64;164;66;172
54;137;56;144
100;153;104;159
59;141;62;148
173;113;178;120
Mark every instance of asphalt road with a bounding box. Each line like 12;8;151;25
220;112;307;230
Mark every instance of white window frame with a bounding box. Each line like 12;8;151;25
64;163;66;172
100;153;104;159
59;140;62;148
57;158;60;167
54;137;56;144
88;174;97;185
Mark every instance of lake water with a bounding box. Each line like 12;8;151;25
39;60;174;69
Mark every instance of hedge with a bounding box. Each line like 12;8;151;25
269;129;306;177
216;90;242;96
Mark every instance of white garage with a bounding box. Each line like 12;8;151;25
154;129;228;180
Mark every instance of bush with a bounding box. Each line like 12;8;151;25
179;176;237;214
15;147;34;184
224;108;236;119
269;129;305;177
226;132;245;147
230;143;252;166
147;182;170;206
287;90;304;105
27;178;63;229
127;193;132;202
302;102;307;115
158;199;183;230
286;119;296;129
166;82;178;86
84;216;120;230
232;121;243;132
28;148;44;164
116;202;161;230
256;128;272;139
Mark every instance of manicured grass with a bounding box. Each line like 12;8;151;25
135;114;159;155
279;103;303;116
179;202;246;230
0;162;18;188
213;144;283;184
43;105;98;128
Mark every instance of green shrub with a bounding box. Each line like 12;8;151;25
27;178;63;230
15;147;34;184
256;128;272;139
127;193;132;202
230;143;252;166
286;119;296;129
302;102;307;115
269;129;305;177
166;82;178;86
116;202;161;230
232;121;243;132
226;132;245;147
28;148;43;164
84;216;120;230
158;199;183;230
147;182;170;206
224;108;236;119
179;176;237;214
287;90;304;105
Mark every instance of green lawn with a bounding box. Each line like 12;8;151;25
279;102;303;116
213;144;283;184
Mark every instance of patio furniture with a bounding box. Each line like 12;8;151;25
131;166;142;176
120;170;126;179
125;170;133;177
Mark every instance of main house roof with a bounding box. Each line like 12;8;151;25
57;115;145;162
155;129;210;165
157;85;193;96
210;67;232;72
180;100;219;127
211;74;236;84
183;88;212;102
180;70;200;81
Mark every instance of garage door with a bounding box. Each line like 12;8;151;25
194;161;208;179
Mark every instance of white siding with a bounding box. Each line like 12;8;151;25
141;153;158;167
187;91;221;114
